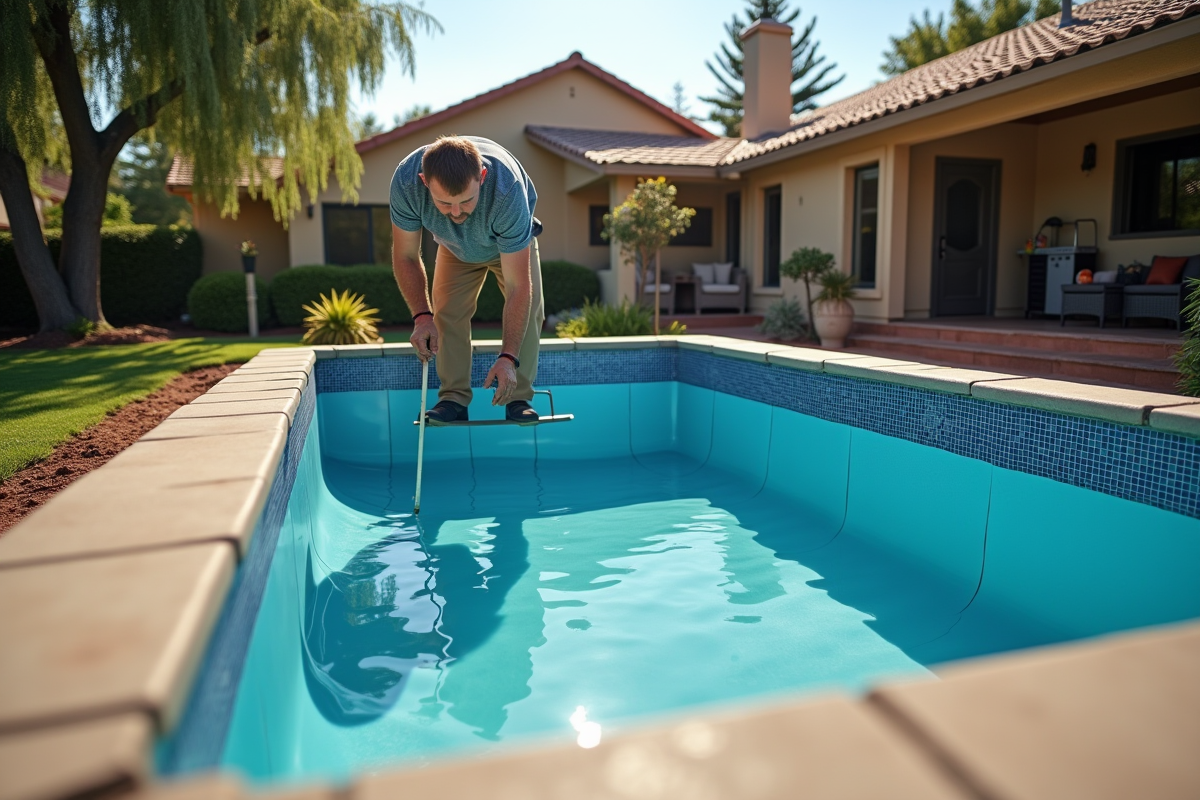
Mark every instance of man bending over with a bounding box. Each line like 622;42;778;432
390;135;544;422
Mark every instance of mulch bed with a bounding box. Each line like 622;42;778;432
0;363;240;536
0;325;174;350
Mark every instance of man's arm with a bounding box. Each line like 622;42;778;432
482;245;532;406
392;224;438;361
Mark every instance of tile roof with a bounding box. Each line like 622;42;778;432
525;126;742;170
166;156;285;190
727;0;1200;165
355;51;713;155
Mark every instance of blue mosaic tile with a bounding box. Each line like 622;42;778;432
159;381;316;773
314;348;1199;520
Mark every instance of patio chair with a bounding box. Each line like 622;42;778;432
639;270;674;314
1122;254;1200;330
692;262;747;313
1061;282;1123;327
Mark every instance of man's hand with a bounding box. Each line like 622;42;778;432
410;315;439;362
484;357;518;405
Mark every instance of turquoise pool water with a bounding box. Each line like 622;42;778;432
221;382;1200;783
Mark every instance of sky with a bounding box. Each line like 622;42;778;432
352;0;960;135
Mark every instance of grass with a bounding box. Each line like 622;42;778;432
0;337;296;482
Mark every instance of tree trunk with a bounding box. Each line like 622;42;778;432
58;154;114;327
0;142;79;331
653;247;662;336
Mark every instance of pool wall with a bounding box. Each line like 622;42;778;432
1;336;1198;799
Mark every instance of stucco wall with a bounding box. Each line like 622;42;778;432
193;196;290;280
1032;85;1200;273
288;65;694;270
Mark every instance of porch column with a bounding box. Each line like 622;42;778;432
881;143;910;320
609;175;638;303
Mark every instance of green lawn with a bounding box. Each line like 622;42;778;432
0;338;296;482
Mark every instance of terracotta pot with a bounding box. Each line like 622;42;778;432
812;299;854;348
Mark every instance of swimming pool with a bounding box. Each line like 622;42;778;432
159;340;1200;784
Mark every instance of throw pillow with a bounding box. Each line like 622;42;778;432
692;262;716;284
712;262;734;284
1145;256;1189;285
1117;263;1146;285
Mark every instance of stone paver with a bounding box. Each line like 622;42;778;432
168;395;299;424
871;622;1200;800
970;377;1199;426
1148;403;1200;440
0;543;234;734
207;379;307;395
0;713;151;800
356;696;968;800
138;413;289;442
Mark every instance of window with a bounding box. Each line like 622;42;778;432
323;204;393;265
852;165;879;287
1114;128;1200;236
726;192;741;266
669;207;713;247
588;205;609;246
763;186;782;287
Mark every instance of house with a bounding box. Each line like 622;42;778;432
169;0;1200;324
0;170;70;232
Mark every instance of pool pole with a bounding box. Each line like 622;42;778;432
414;358;429;515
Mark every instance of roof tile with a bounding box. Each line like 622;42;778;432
525;126;741;169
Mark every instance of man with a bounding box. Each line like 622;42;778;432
390;135;544;423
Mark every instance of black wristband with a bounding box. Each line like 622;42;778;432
412;310;433;321
498;352;520;369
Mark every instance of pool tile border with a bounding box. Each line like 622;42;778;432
1;337;1197;800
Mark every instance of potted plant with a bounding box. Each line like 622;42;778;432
240;239;258;272
812;269;858;348
779;247;834;342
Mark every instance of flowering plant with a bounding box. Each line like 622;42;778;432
240;239;258;256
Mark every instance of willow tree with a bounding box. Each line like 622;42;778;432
0;0;436;331
602;178;694;335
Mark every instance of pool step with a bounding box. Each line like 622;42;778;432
846;333;1181;392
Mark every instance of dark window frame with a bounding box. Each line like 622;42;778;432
852;164;880;288
668;207;713;247
322;203;392;265
1111;125;1200;240
725;191;742;266
588;205;609;246
763;186;782;288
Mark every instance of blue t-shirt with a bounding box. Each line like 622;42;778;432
389;137;538;264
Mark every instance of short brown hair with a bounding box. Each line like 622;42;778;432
421;136;483;195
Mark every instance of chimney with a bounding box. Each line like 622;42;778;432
1059;0;1074;27
740;18;793;140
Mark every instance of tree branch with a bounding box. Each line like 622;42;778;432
100;79;185;164
31;0;99;160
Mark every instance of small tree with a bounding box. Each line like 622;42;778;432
779;246;833;341
602;178;695;335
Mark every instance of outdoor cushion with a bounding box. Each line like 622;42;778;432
692;262;716;283
1145;255;1188;285
712;262;734;284
642;284;672;293
1123;284;1181;295
1182;255;1200;281
1093;270;1118;284
699;284;741;295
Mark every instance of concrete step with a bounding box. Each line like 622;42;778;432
846;333;1181;393
853;321;1180;361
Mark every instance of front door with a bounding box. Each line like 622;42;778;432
932;159;999;316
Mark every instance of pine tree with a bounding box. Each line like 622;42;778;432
109;137;193;226
700;1;844;138
0;0;438;331
882;0;1060;75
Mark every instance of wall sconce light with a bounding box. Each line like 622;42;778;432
1081;143;1096;173
306;203;315;219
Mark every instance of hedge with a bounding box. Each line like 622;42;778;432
0;225;202;328
271;259;600;326
187;271;272;333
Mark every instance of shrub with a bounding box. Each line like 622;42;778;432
272;264;410;326
301;289;382;344
758;298;807;341
187;271;271;332
0;225;202;329
1177;278;1200;396
541;260;600;316
555;299;652;337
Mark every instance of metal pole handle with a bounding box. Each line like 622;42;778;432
414;359;429;514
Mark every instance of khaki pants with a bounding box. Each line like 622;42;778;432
432;239;544;406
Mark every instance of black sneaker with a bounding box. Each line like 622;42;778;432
424;400;468;423
506;400;539;423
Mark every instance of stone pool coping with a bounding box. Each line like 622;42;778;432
0;336;1197;799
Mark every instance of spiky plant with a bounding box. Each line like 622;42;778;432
1176;279;1200;396
301;289;382;345
757;298;807;341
